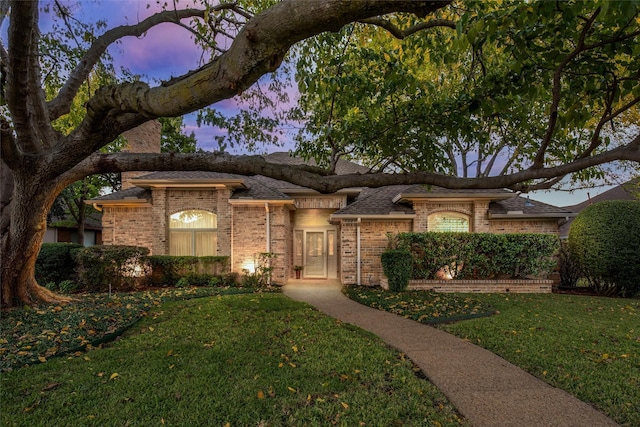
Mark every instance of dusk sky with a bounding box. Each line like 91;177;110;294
2;0;620;206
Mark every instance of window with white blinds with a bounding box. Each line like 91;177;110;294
169;210;217;256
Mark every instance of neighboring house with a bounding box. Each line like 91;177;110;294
44;212;103;246
559;178;639;238
88;122;574;286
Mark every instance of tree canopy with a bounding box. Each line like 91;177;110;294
1;0;639;307
288;0;640;189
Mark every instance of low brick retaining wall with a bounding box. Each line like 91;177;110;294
380;277;553;293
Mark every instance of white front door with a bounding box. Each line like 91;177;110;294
304;231;326;278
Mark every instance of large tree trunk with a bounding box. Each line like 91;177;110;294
1;172;71;307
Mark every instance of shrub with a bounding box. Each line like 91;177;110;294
557;241;581;288
58;279;80;294
73;245;150;292
381;249;413;291
35;243;83;286
147;256;230;286
396;232;559;280
175;273;222;288
241;253;277;288
568;200;640;297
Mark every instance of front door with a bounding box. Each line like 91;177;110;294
304;231;326;278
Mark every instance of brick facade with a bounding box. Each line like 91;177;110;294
489;219;559;234
340;219;412;286
102;206;154;250
380;277;553;293
121;121;161;190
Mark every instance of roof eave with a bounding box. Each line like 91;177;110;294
132;179;247;189
488;212;577;219
85;199;151;208
393;193;515;204
228;199;295;207
329;213;416;220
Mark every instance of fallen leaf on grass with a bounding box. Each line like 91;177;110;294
41;382;62;392
257;390;265;399
109;373;119;380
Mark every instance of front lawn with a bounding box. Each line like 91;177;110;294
1;293;467;426
346;288;640;427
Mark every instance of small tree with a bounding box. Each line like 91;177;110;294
568;201;640;297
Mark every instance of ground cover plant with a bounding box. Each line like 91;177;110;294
0;287;251;371
345;288;639;426
344;286;494;324
1;293;467;426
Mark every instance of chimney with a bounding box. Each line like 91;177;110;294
121;120;161;190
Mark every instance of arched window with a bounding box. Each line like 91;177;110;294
428;212;470;233
169;210;217;256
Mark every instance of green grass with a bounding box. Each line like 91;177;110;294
1;293;467;426
343;287;494;323
345;288;640;427
0;287;252;371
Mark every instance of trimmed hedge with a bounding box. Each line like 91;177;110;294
147;256;230;286
568;200;640;297
35;243;84;286
73;245;150;292
381;249;413;291
396;232;559;280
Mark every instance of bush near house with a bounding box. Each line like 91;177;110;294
396;232;559;280
568;200;640;297
73;245;150;292
35;243;84;287
147;255;230;286
381;249;413;291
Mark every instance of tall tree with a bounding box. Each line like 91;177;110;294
1;0;639;307
291;0;640;188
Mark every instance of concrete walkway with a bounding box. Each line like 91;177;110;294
282;282;618;427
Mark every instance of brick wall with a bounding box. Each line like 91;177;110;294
101;206;154;250
340;219;412;286
380;277;553;293
268;205;290;283
232;205;267;273
489;220;559;234
294;196;347;209
120;121;161;189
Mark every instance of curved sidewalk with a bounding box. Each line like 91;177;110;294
282;282;618;427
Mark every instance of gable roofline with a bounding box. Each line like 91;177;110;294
131;178;247;189
329;213;416;221
393;191;514;204
228;199;296;208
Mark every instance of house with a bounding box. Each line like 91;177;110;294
89;122;574;286
44;212;103;246
559;179;639;238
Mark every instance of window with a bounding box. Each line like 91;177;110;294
428;212;470;232
169;210;217;256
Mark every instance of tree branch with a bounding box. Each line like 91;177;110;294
62;134;640;196
54;1;451;164
358;17;455;39
46;6;218;119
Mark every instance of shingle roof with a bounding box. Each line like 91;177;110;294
230;177;291;200
489;196;573;216
133;171;243;180
332;185;415;216
92;186;150;201
564;179;639;211
396;184;514;198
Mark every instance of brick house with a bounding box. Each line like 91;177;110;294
89;122;574;286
